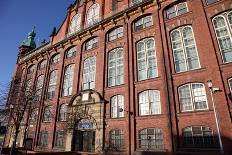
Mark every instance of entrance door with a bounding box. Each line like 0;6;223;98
73;130;95;152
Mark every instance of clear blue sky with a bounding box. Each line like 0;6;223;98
0;0;75;83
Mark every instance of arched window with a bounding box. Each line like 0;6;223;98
139;128;163;149
51;54;60;64
229;78;232;93
183;126;219;148
170;26;200;72
134;15;153;32
108;48;124;86
137;38;158;81
30;109;38;123
178;83;208;112
108;27;123;41
82;56;96;90
212;11;232;63
27;65;35;74
66;47;76;58
86;4;100;27
39;60;47;69
35;75;44;101
47;70;57;99
69;14;81;35
110;129;124;148
139;90;161;116
62;64;74;96
166;2;188;19
25;79;32;92
111;95;124;118
59;104;68;121
43;106;52;122
85;37;98;50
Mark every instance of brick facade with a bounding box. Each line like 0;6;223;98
5;0;232;154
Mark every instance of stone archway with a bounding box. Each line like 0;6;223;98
65;90;105;153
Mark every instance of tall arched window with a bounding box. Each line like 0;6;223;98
110;129;124;148
43;106;52;122
35;75;44;101
137;38;158;81
51;54;60;64
111;95;124;118
69;14;81;35
139;90;161;116
82;56;96;90
62;64;74;96
139;128;163;149
66;47;76;58
38;131;48;147
178;83;208;112
30;109;38;123
47;70;57;99
170;26;200;72
212;11;232;63
108;48;124;87
183;126;219;148
39;60;47;69
86;4;100;27
59;104;68;121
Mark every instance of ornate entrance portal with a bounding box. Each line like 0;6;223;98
65;90;105;153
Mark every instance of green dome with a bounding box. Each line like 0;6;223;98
20;28;36;49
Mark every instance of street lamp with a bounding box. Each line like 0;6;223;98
207;80;224;154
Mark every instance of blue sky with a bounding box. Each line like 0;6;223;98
0;0;75;83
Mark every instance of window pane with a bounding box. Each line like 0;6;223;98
111;95;124;118
213;15;232;63
63;64;74;96
83;57;96;90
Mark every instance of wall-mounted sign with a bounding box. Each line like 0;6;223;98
78;119;93;130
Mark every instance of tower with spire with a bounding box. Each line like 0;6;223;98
19;27;37;57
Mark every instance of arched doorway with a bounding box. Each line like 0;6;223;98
66;90;105;153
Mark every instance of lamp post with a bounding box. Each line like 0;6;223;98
207;80;224;154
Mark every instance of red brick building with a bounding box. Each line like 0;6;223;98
5;0;232;154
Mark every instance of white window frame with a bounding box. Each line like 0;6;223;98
85;38;98;50
35;75;44;101
82;56;96;90
47;70;57;99
108;48;124;87
66;47;76;58
69;14;81;35
86;4;100;27
134;15;153;32
62;64;74;96
137;38;158;81
170;26;201;73
212;11;232;63
108;27;124;41
139;90;161;116
111;95;124;118
229;78;232;93
166;2;188;19
178;83;208;112
59;104;68;121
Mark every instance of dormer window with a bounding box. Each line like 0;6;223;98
134;15;153;32
166;2;188;19
86;4;100;27
69;14;81;35
108;27;123;41
51;54;60;64
85;38;98;50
